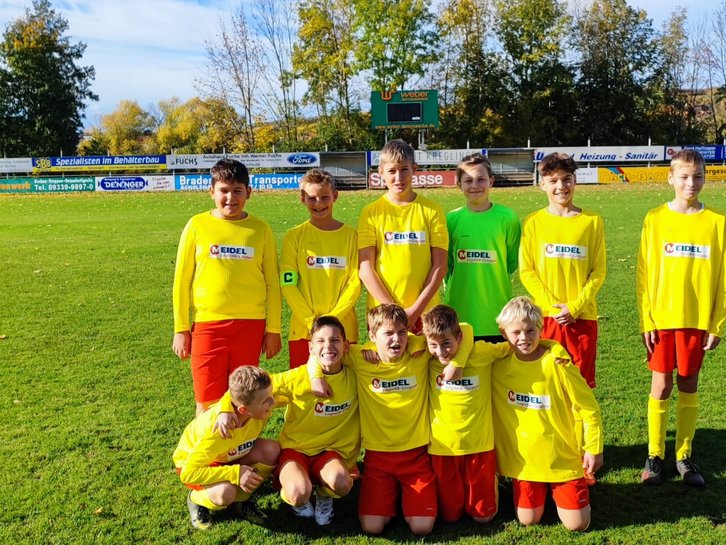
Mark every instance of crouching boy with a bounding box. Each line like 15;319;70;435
491;297;603;531
173;366;279;530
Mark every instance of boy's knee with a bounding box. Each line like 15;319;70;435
405;515;435;536
282;484;311;507
329;473;353;497
473;514;495;524
360;515;387;535
256;439;280;465
517;508;542;526
208;484;238;507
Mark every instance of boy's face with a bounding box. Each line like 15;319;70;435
668;160;705;203
301;183;338;222
379;160;415;197
501;318;542;360
239;385;275;420
426;331;462;365
309;324;348;371
539;169;576;208
459;164;493;207
210;180;251;220
369;319;409;362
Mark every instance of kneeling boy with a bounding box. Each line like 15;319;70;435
491;297;603;532
173;366;279;530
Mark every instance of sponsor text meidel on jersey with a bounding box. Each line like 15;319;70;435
370;376;417;392
544;244;587;260
314;399;353;417
435;374;480;392
663;242;710;259
306;255;347;270
383;231;427;245
507;390;551;409
209;244;255;260
227;439;255;459
457;249;497;263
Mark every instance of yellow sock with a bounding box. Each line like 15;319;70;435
317;484;342;499
190;489;225;511
279;487;295;506
234;462;276;503
647;396;670;458
675;391;699;460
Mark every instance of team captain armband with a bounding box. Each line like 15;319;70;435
280;270;299;286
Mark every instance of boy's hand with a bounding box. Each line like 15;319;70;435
311;377;333;398
703;333;721;351
362;349;380;363
642;330;658;354
263;332;282;359
172;331;191;360
441;363;463;382
583;452;603;476
238;465;264;493
213;411;240;439
404;306;422;331
552;304;575;325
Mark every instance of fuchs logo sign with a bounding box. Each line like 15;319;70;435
287;153;316;165
664;243;710;259
370;376;416;393
227;439;255;459
314;399;353;417
209;245;254;260
383;231;427;245
435;374;480;392
544;244;587;260
306;255;347;269
507;390;551;409
457;249;497;263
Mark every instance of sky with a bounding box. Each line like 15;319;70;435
0;0;717;127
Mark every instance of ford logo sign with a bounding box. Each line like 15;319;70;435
287;153;316;165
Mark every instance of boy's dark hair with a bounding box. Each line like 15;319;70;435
367;304;408;335
670;149;706;172
538;152;577;176
301;168;336;190
310;315;346;341
228;365;271;406
422;305;462;339
456;153;493;185
379;139;415;166
211;158;250;187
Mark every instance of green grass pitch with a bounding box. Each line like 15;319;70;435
1;183;725;544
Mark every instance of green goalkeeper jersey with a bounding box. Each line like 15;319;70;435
444;204;521;336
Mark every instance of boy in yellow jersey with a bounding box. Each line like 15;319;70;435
172;159;282;414
520;152;606;389
280;169;360;368
637;149;725;488
173;366;279;530
422;305;510;524
309;304;470;535
358;139;448;332
491;297;603;532
273;315;360;526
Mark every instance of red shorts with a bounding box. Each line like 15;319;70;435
358;447;437;518
513;478;589;510
288;339;310;369
542;317;598;388
431;450;498;521
275;449;358;487
191;319;265;403
648;328;704;376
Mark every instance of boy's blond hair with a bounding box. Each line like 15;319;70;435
310;315;346;341
669;149;706;172
538;152;577;177
379;139;415;166
211;158;250;187
228;365;271;406
456;153;493;184
367;304;408;335
300;168;336;190
496;296;544;331
422;304;462;339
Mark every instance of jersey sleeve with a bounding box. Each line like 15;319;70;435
357;205;377;250
568;215;606;318
328;229;362;320
506;212;522;276
429;202;449;250
262;224;282;334
280;228;315;331
558;361;604;455
709;220;726;336
449;322;474;368
172;219;196;333
519;217;556;310
178;440;241;487
636;215;655;333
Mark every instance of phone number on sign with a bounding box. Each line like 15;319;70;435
34;182;95;192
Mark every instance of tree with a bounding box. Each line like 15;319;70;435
0;0;97;156
572;0;660;144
